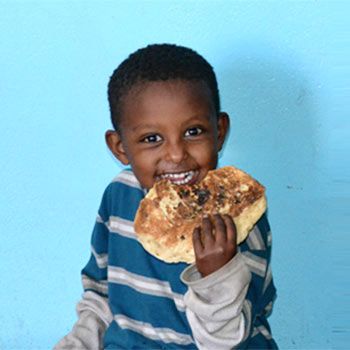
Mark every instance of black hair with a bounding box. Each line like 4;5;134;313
107;43;220;131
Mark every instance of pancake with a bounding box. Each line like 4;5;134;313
134;166;266;263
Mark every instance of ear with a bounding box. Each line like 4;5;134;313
216;112;230;151
105;130;130;165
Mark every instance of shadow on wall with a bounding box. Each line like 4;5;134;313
219;52;320;197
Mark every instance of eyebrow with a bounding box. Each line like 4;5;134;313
131;115;212;132
131;124;158;132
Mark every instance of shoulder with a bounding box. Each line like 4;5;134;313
98;168;145;221
104;168;144;195
110;168;143;190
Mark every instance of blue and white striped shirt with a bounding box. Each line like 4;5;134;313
81;169;278;349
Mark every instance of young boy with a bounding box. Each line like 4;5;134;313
55;44;277;349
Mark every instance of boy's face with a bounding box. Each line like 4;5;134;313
106;79;229;190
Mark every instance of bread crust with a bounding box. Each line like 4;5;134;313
134;166;266;263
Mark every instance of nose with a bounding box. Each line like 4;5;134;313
164;139;188;164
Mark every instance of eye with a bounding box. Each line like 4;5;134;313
185;127;203;137
142;134;162;143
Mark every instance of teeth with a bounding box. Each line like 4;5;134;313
159;170;197;185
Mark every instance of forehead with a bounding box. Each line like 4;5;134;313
119;79;216;129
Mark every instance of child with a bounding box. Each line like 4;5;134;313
55;44;278;349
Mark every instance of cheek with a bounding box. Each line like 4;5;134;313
130;152;157;173
189;143;218;164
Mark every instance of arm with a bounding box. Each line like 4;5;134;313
181;251;251;349
181;213;277;349
54;187;113;350
54;291;112;350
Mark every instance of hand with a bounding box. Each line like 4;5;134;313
192;214;237;277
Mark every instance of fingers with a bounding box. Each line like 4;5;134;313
201;216;215;246
222;215;237;244
212;214;227;243
193;214;237;251
193;214;237;277
192;227;203;253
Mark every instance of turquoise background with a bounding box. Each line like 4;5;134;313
0;1;348;349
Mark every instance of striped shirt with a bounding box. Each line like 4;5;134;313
81;169;278;349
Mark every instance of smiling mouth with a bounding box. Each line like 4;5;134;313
156;170;199;185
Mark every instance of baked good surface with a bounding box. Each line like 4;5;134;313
134;166;266;263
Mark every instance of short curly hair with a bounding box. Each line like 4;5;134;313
107;43;220;131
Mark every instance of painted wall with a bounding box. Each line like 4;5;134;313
0;1;347;348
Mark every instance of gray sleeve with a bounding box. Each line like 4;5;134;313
180;252;251;350
54;291;113;350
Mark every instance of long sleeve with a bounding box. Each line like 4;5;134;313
54;291;113;350
181;253;251;350
181;213;278;349
54;186;114;349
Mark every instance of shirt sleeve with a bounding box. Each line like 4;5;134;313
180;213;278;350
54;186;114;350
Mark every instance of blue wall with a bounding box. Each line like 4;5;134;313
0;1;348;348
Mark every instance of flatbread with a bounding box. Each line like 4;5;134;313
134;166;266;263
